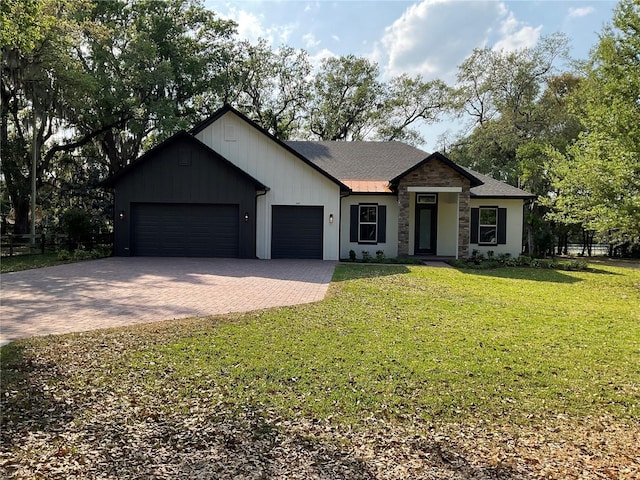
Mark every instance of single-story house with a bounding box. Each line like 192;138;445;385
101;105;534;260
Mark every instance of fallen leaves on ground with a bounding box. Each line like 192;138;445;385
1;324;638;479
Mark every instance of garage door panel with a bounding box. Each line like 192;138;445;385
272;206;323;259
132;203;239;257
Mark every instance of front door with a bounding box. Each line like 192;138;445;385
415;204;437;255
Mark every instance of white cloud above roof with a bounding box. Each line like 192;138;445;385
374;0;543;82
492;12;542;52
303;32;321;49
218;6;296;45
568;6;595;18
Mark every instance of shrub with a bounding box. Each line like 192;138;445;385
503;257;518;267
57;247;111;263
517;255;532;267
349;249;356;262
496;253;510;262
91;245;113;258
72;249;95;261
470;249;484;264
60;208;94;251
57;250;72;261
449;255;589;271
375;250;385;262
531;258;554;269
361;251;372;263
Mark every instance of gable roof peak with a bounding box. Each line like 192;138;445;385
190;105;350;193
99;130;268;190
388;151;483;187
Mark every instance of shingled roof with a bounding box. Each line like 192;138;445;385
286;141;426;181
461;167;536;199
286;140;534;198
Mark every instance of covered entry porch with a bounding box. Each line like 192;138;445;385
405;187;462;258
391;152;481;260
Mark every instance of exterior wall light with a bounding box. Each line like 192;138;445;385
244;212;250;222
329;213;334;224
119;210;125;220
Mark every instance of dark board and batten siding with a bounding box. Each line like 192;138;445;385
271;206;323;259
112;134;259;258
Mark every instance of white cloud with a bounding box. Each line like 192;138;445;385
375;0;504;81
219;7;296;45
492;12;542;52
308;48;338;70
568;6;595;18
332;34;340;42
303;32;321;49
373;0;544;82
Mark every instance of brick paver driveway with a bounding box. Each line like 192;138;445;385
0;257;336;345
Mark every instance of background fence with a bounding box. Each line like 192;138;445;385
565;243;610;256
1;233;113;257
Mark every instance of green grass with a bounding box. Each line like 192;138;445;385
105;263;639;426
0;253;68;273
2;263;638;480
1;247;112;273
2;262;638;477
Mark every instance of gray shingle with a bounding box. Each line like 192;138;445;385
286;141;427;180
461;167;536;198
286;140;534;198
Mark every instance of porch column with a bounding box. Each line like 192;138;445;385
397;185;410;256
457;187;470;258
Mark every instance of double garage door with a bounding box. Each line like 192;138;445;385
131;203;323;259
131;203;239;257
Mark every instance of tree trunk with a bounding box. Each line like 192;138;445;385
12;197;31;234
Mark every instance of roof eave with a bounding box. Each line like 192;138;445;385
470;193;537;200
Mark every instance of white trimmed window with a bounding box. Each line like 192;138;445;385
479;207;498;245
359;205;377;243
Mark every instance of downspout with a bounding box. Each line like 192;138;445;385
339;189;351;261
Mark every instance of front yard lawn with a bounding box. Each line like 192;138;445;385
1;253;66;273
1;263;639;479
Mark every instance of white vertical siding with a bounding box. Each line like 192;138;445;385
195;112;341;260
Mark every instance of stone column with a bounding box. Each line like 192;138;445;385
397;186;410;256
458;187;470;258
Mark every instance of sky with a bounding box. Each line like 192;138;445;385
203;0;618;150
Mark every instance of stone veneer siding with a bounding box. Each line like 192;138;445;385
397;158;471;258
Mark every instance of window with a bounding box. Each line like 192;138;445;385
350;204;386;244
359;205;377;243
417;194;437;204
479;207;498;245
471;207;507;245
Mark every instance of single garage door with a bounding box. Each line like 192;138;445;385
132;203;239;257
271;205;323;259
